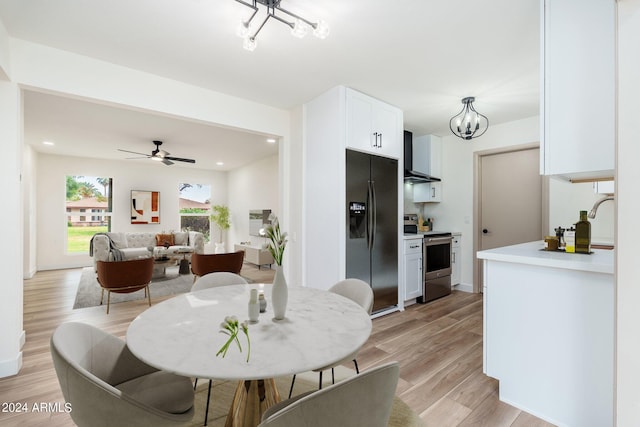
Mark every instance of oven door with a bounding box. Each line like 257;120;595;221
423;236;452;280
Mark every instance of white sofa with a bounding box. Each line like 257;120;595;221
91;231;205;269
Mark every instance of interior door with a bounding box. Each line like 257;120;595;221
477;148;543;289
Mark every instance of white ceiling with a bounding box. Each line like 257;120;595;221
0;0;540;170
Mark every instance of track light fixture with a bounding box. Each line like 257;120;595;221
449;97;489;140
234;0;329;51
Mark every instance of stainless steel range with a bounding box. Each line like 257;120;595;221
403;214;453;303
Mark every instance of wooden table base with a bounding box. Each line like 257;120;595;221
225;378;281;427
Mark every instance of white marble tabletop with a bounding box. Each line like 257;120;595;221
126;284;372;380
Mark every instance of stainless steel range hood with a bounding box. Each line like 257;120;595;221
403;131;441;183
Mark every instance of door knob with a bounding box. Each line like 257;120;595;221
482;229;489;234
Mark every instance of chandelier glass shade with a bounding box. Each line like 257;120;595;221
449;97;489;140
234;0;329;50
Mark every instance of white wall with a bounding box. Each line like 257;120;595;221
0;78;23;377
23;145;37;278
35;153;227;270
227;155;279;253
616;1;640;424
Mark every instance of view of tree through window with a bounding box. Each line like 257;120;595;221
179;183;211;242
66;176;112;253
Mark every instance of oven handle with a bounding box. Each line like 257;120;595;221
424;236;453;245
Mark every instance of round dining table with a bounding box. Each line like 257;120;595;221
126;283;372;426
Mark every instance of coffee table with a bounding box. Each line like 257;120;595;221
171;248;193;274
152;257;174;278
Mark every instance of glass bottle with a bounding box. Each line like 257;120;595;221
575;210;591;254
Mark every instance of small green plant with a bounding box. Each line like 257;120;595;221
216;316;250;362
210;205;230;243
265;214;287;266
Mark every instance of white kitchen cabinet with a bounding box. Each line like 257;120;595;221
540;0;615;181
412;182;441;203
451;234;461;286
303;86;403;310
346;88;403;159
594;180;614;195
403;238;423;300
412;134;442;178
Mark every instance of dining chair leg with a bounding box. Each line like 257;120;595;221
193;378;198;391
146;284;151;307
318;371;323;390
100;288;104;305
288;374;296;399
106;291;111;314
204;379;212;426
353;359;360;374
331;368;335;384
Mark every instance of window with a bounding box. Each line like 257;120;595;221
66;176;113;253
179;183;211;242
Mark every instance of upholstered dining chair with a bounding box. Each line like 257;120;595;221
190;271;248;425
288;278;374;398
260;362;399;427
96;257;154;314
190;251;245;283
50;321;195;427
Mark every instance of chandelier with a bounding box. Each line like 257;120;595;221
449;97;489;140
234;0;329;51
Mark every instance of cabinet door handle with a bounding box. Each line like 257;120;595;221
378;133;382;148
432;187;436;198
452;252;456;263
372;132;378;148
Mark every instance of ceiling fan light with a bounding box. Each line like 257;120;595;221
243;37;257;51
291;19;308;38
313;20;330;39
151;156;163;162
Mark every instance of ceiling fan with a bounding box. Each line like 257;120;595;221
118;140;196;166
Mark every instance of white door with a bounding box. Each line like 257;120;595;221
476;147;544;290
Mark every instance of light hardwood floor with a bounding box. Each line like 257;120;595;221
0;267;555;427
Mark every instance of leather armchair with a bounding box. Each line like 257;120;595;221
96;257;154;314
190;251;245;282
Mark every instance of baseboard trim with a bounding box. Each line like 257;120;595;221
0;351;23;378
453;283;473;293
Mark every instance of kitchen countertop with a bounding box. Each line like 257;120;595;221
477;240;614;274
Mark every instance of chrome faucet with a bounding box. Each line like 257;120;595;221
588;195;614;219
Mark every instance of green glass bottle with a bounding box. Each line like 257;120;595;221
575;210;591;254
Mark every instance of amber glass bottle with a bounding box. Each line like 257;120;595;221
575;210;591;254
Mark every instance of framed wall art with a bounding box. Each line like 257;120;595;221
131;190;160;224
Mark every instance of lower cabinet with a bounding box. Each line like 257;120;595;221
451;234;461;286
234;244;274;268
403;238;423;300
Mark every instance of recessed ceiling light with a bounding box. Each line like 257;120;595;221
216;161;224;166
42;141;55;146
266;138;276;144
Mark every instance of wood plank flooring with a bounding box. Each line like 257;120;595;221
0;267;555;427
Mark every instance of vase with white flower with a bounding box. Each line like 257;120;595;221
265;214;288;320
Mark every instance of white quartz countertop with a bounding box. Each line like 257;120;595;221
477;241;614;274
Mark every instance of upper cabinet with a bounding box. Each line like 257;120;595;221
540;0;616;181
346;88;403;159
413;134;442;178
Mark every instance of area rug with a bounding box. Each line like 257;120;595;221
188;366;425;427
73;266;194;309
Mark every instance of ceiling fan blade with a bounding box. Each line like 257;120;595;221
161;159;174;166
125;156;150;160
118;148;150;157
165;156;196;164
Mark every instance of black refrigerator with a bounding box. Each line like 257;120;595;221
346;149;398;313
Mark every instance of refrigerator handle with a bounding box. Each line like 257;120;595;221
371;180;377;249
367;180;373;251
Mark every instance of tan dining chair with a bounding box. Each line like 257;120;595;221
190;251;245;283
50;321;194;427
288;278;374;398
260;362;399;427
96;257;154;314
190;271;248;425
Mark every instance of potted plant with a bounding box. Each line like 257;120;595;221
210;205;230;253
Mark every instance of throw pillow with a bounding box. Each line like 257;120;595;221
155;233;175;247
173;232;188;246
